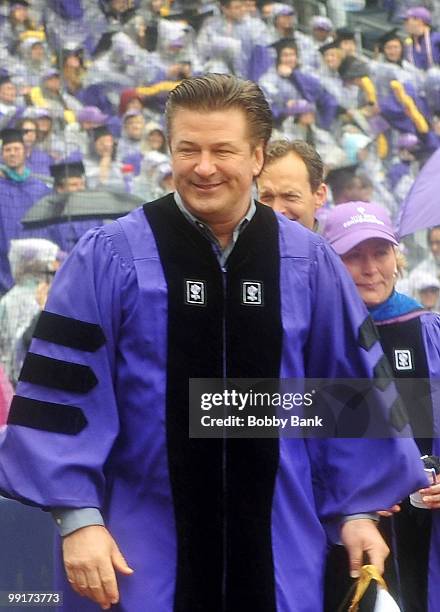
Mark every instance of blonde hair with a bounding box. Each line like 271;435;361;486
395;247;407;276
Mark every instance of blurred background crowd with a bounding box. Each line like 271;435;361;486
2;0;440;399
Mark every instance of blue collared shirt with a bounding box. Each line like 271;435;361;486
173;191;256;268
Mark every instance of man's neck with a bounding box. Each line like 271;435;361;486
2;164;29;182
174;192;254;248
208;216;245;248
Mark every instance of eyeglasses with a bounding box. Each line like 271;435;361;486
429;240;440;247
22;129;37;133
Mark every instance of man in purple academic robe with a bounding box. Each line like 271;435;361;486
45;158;103;253
0;128;50;295
0;75;428;612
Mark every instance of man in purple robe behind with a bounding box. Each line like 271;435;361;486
0;127;50;296
0;75;428;611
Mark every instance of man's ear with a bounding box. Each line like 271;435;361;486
252;141;265;178
314;183;328;210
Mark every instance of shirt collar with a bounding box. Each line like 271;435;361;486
173;191;256;243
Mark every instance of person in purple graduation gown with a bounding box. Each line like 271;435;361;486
324;200;440;612
0;127;50;296
0;75;428;612
46;159;103;253
404;6;440;70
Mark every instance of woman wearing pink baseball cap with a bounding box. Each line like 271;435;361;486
323;200;440;612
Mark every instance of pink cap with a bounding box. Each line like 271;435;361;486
323;201;398;255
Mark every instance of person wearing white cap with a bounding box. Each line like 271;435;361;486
267;3;321;70
0;238;61;384
116;110;146;162
13;36;51;90
324;200;440;612
415;272;440;312
310;15;334;51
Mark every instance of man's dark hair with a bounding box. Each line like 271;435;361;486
165;73;273;148
427;225;440;244
263;139;324;192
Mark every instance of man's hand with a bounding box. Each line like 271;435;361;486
278;64;293;77
420;473;440;509
340;519;389;578
62;525;134;610
377;504;401;518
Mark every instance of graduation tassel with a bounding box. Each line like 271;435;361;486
348;565;401;612
359;78;388;158
359;77;377;105
390;80;429;134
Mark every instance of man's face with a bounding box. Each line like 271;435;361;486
257;152;326;229
261;3;274;19
36;117;52;140
419;286;440;310
11;5;27;22
323;48;342;70
111;0;132;13
222;1;244;22
21;121;38;147
313;27;330;43
57;176;86;193
276;14;295;32
2;142;26;171
383;39;403;63
169;107;264;225
429;228;440;263
30;43;45;62
339;39;357;56
125;115;145;140
0;81;17;104
148;130;165;150
44;75;61;93
278;47;297;70
150;0;163;14
297;111;315;126
64;55;81;70
243;0;257;15
95;134;114;157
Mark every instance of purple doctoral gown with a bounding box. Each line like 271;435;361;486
421;314;440;612
0;196;427;611
375;306;440;612
0;176;50;294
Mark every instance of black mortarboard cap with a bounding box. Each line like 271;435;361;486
91;125;112;141
335;27;356;43
0;73;12;87
9;0;30;7
338;56;369;80
270;37;297;52
92;31;116;58
319;41;339;54
49;160;85;181
0;128;24;146
164;8;213;31
325;163;358;187
270;37;298;61
377;28;403;51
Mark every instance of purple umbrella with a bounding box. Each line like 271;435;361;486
396;147;440;238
